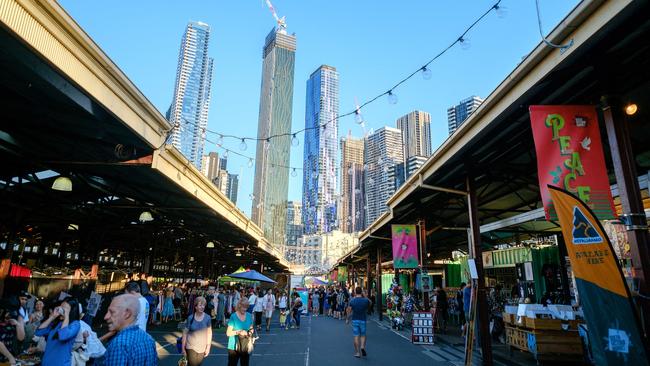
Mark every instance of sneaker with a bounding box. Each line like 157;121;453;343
361;349;367;357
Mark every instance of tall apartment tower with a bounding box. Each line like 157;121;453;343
167;22;214;170
364;127;403;227
396;110;431;161
302;65;339;234
340;133;365;233
285;201;303;247
201;152;221;181
226;174;239;204
251;27;297;247
447;96;483;135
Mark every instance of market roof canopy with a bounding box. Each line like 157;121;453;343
0;0;288;274
227;269;276;284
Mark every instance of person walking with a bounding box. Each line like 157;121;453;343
226;299;254;366
161;288;175;323
346;287;371;358
291;293;303;329
125;281;148;331
35;297;81;366
101;294;157;365
182;296;212;366
311;291;320;316
217;288;226;328
261;289;275;332
252;290;263;331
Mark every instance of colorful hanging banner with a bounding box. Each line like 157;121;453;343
337;266;348;282
548;186;648;365
530;105;615;220
330;269;338;282
392;224;419;269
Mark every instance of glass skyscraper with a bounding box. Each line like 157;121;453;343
302;65;339;234
447;96;483;135
340;134;365;233
251;27;296;247
168;21;214;170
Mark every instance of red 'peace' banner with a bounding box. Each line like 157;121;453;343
529;105;615;220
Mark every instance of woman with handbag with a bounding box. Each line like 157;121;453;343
181;296;212;366
226;298;254;366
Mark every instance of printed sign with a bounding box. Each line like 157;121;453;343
337;266;348;282
530;105;615;220
392;225;419;269
549;186;647;365
411;312;434;345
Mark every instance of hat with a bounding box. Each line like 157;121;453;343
18;290;31;299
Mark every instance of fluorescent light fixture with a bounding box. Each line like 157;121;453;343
52;177;72;191
67;224;78;231
206;241;215;248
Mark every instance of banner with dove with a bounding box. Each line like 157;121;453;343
392;225;419;269
529;105;615;220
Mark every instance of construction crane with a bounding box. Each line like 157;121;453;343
264;0;287;33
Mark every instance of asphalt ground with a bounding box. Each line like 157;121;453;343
151;312;539;366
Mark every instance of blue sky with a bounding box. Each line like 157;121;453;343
59;0;578;216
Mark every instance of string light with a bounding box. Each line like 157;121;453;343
239;139;248;151
247;158;254;168
291;168;297;177
387;90;398;105
459;36;471;50
421;66;432;80
291;134;299;147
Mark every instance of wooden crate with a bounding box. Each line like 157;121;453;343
524;317;562;330
502;312;515;325
506;326;528;351
528;329;584;356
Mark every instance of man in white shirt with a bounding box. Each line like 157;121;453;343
125;281;148;331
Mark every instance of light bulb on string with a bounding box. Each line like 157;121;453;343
247;158;254;168
387;90;398;105
459;36;471;50
494;4;508;18
354;109;364;124
421;66;432;80
217;134;224;146
291;134;299;147
223;150;229;159
291;168;297;177
239;139;248;151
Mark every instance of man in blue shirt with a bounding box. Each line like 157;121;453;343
462;281;472;334
346;287;371;358
100;294;157;365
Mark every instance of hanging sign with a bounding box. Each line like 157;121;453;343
330;269;338;282
548;186;648;365
337;266;348;282
392;224;419;269
529;105;615;220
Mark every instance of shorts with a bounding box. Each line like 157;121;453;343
264;310;273;318
352;320;366;336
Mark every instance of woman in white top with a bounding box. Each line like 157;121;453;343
262;289;276;332
252;289;264;331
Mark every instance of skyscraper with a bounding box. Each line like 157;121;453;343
396;110;432;161
251;27;297;247
168;21;214;170
285;201;303;262
447;96;483;134
201;152;221;181
364;127;403;226
302;65;339;234
226;174;239;204
340;134;365;233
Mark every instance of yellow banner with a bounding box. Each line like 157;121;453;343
548;186;628;298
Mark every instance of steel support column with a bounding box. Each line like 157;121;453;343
376;246;383;320
602;97;650;336
467;170;493;365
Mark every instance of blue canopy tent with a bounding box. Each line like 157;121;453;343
227;269;276;284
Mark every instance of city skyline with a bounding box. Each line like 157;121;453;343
60;1;578;218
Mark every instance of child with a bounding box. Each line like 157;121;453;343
279;309;287;329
